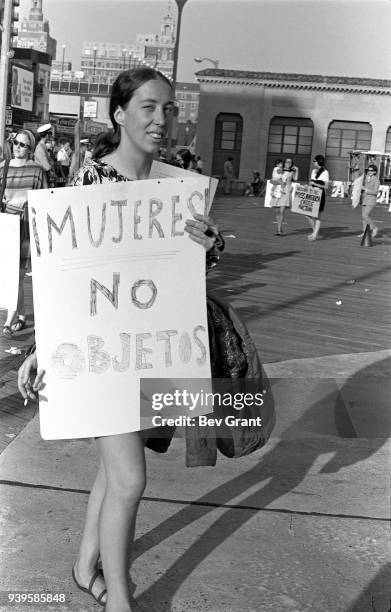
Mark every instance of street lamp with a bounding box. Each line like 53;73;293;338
122;48;127;70
194;56;219;68
92;46;98;82
166;0;189;160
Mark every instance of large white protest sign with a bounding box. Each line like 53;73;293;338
351;175;364;209
291;184;322;218
28;178;212;440
0;213;20;312
150;160;218;210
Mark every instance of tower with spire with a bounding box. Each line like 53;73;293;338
139;0;175;75
17;0;57;58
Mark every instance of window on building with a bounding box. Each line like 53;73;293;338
326;121;372;158
220;121;237;150
267;118;313;155
212;113;243;175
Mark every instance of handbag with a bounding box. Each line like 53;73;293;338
207;293;276;459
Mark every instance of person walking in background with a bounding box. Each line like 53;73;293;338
0;130;47;337
306;154;329;241
223;156;235;194
34;124;53;184
359;164;380;238
56;139;72;186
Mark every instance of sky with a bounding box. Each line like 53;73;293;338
19;0;391;83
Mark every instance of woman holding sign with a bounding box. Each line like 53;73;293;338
274;157;299;236
359;164;380;238
306;155;329;241
17;68;221;612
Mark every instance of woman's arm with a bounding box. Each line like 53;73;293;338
184;213;225;270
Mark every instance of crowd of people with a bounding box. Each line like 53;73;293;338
235;154;381;242
1;125;94;190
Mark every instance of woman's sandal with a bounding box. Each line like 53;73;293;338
71;565;107;606
2;326;12;338
11;318;26;332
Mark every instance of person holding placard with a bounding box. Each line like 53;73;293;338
359;164;380;238
17;68;221;612
306;155;329;241
0;130;47;337
273;158;298;235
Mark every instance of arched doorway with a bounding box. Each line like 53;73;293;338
265;117;314;180
325;121;372;180
212;113;243;177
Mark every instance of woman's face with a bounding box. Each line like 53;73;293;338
115;78;174;157
284;158;293;169
313;159;320;168
13;133;30;160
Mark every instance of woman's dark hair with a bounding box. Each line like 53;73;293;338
275;159;283;166
93;68;172;160
367;163;378;173
314;154;325;167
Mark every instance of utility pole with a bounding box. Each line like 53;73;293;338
165;0;188;162
0;0;14;148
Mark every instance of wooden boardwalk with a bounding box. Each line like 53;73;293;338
0;195;390;451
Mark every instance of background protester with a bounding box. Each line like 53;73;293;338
17;68;222;612
307;154;329;241
273;157;298;235
0;129;47;337
359;164;380;238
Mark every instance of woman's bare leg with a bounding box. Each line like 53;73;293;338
73;458;107;602
276;207;285;234
97;432;146;612
308;217;321;240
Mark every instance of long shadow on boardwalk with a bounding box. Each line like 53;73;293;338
345;563;391;612
134;360;390;611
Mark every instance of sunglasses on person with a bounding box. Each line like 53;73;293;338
13;139;30;149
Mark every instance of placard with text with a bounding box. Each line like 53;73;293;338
28;178;212;439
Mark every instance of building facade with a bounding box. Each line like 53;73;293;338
195;69;391;182
80;41;146;84
77;4;175;85
8;47;52;127
17;0;56;58
138;6;175;76
175;82;199;146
